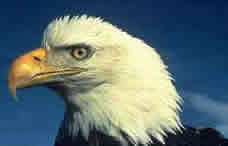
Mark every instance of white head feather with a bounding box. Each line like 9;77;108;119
42;15;183;145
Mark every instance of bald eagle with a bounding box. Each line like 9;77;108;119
8;15;228;146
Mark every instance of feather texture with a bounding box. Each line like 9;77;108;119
43;15;182;145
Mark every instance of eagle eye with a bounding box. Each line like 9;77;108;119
71;47;90;60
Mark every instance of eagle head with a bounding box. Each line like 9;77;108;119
8;15;182;145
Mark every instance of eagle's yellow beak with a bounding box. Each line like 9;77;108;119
8;48;51;99
8;48;86;100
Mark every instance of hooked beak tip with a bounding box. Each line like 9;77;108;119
8;71;19;102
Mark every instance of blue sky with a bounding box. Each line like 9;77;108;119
1;0;228;145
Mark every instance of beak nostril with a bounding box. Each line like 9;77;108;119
33;56;42;62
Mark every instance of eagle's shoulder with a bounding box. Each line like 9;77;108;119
54;123;228;146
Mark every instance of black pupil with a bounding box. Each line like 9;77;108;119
78;49;84;56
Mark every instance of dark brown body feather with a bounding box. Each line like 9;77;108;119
54;123;228;146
